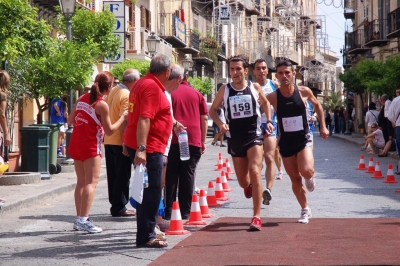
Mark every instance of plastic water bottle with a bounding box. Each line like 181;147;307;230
143;167;149;188
178;129;190;161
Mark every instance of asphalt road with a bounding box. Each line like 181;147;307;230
0;134;399;265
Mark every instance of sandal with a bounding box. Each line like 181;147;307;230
361;147;367;151
156;233;166;241
395;171;400;175
141;239;168;248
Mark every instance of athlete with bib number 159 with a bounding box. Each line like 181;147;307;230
266;60;329;224
209;55;274;231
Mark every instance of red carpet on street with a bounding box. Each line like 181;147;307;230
151;217;400;265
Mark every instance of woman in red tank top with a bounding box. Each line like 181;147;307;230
68;71;128;233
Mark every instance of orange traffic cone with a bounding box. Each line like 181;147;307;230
365;157;375;173
185;194;207;226
355;155;367;170
215;177;230;201
225;158;235;174
206;181;221;207
220;171;233;192
215;153;222;166
226;172;234;181
371;161;384;178
165;201;190;235
384;164;398;183
215;155;223;171
199;189;214;218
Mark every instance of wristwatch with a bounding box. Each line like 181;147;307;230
138;145;146;152
267;120;273;125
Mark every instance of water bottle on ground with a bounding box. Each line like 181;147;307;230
178;129;190;161
143;167;149;188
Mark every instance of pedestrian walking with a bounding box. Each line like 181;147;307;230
50;97;67;157
68;71;128;233
163;74;208;221
104;69;139;217
123;54;172;248
266;60;329;224
210;55;274;231
211;102;226;147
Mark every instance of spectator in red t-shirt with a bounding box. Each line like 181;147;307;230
123;54;172;248
163;75;209;220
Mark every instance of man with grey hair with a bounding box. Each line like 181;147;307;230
157;64;186;231
124;54;171;248
105;69;140;217
163;66;209;221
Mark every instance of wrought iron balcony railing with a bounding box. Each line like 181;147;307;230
387;7;400;38
364;19;389;46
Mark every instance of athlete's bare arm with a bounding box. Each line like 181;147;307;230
298;86;329;139
254;83;274;134
210;84;229;133
266;91;277;114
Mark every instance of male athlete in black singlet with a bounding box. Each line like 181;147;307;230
266;60;329;224
209;55;274;231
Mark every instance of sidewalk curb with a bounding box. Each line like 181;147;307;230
0;172;106;216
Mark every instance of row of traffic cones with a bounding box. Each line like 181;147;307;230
166;153;235;234
355;155;399;184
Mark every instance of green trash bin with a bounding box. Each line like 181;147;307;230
30;124;62;175
20;126;51;180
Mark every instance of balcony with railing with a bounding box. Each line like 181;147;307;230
159;13;186;48
178;30;200;54
126;28;172;59
218;43;227;61
243;0;261;16
344;0;356;20
387;8;400;39
346;29;370;54
364;19;389;47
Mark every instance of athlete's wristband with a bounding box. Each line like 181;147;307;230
266;120;273;125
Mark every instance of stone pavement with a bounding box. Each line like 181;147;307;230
1;135;400;265
0;132;398;215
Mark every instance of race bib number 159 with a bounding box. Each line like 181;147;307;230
229;95;253;119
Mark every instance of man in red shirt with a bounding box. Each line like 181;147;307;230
164;75;208;220
124;54;172;248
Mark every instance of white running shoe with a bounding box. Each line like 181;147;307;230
73;218;79;230
305;177;315;192
75;218;102;233
275;171;283;180
298;208;312;224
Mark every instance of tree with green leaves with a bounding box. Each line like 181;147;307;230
188;76;213;95
110;59;150;80
322;91;343;111
0;0;51;63
9;7;120;123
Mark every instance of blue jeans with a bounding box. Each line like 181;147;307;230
126;146;163;246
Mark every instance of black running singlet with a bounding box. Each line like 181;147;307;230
223;82;262;139
276;85;311;157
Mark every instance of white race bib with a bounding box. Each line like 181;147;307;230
282;116;304;132
229;95;254;119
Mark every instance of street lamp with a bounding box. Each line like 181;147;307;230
182;55;193;75
59;0;76;163
146;32;160;57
